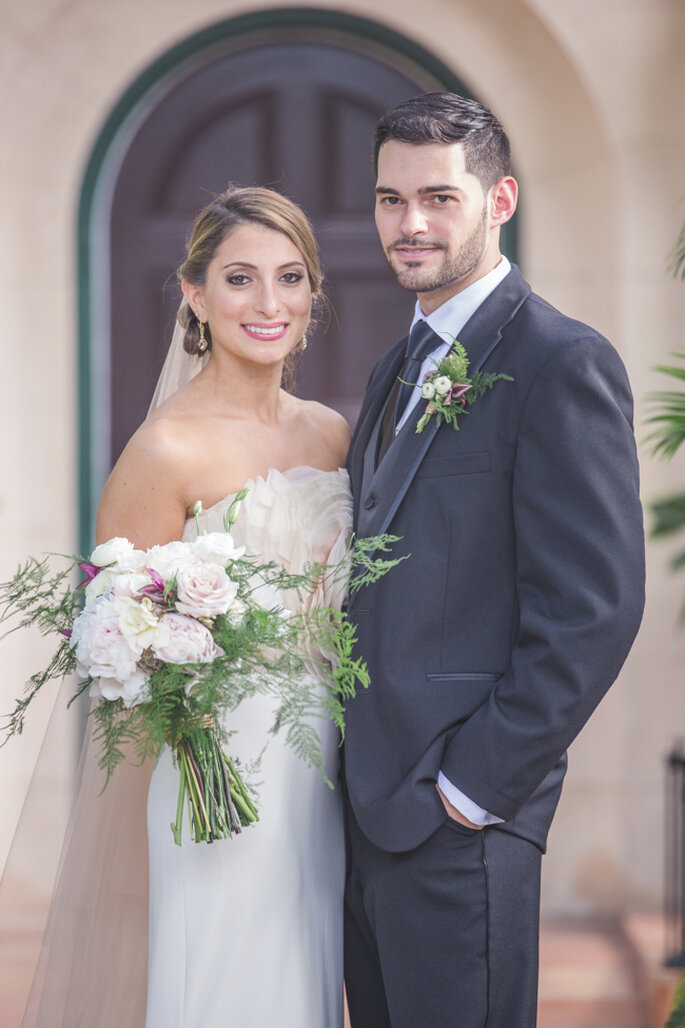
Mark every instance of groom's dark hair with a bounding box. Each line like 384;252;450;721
373;92;511;190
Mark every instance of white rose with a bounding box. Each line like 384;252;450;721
421;381;436;400
175;563;239;618
117;548;148;573
89;670;149;709
111;572;155;599
192;532;245;566
90;537;135;568
433;375;452;397
84;568;117;607
71;595;142;682
153;612;223;664
113;595;169;650
145;541;198;580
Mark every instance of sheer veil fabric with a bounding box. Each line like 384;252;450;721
147;312;209;414
0;305;204;1026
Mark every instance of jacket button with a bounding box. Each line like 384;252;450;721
363;496;376;510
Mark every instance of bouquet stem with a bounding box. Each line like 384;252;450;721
170;728;259;845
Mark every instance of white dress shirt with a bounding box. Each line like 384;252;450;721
398;256;511;826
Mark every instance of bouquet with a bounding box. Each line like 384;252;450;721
0;497;400;845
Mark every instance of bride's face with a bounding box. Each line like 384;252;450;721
185;222;313;367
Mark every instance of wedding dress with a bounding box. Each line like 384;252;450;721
145;465;352;1027
7;464;352;1027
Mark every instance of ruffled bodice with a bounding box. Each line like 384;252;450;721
182;466;353;616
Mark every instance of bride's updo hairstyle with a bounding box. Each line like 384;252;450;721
177;185;324;356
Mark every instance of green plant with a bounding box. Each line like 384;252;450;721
646;223;685;590
667;973;685;1027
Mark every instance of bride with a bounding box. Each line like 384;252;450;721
21;186;352;1026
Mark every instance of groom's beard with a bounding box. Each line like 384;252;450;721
384;205;488;295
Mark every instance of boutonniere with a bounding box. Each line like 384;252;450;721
415;339;513;433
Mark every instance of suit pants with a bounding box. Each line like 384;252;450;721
344;804;542;1028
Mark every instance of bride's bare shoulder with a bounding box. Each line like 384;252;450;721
121;409;194;467
97;411;199;546
295;398;351;465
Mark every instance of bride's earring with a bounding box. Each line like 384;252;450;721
298;336;308;352
197;320;208;353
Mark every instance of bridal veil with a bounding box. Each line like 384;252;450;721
0;306;206;1026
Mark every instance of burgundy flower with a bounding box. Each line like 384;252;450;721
78;561;101;581
443;382;471;407
76;561;102;589
145;567;166;592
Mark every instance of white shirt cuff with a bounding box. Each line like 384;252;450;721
437;771;505;826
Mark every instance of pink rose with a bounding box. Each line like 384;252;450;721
175;563;239;618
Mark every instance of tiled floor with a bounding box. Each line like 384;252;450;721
1;912;679;1027
538;920;650;1028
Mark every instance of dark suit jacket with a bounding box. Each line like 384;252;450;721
344;266;645;853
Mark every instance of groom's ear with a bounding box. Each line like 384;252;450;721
488;177;518;227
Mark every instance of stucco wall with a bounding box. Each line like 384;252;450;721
1;0;683;917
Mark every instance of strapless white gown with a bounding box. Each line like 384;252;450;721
145;467;352;1027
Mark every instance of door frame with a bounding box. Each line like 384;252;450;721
77;7;506;551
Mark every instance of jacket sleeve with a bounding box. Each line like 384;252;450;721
440;334;645;820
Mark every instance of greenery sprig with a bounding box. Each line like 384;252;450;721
415;339;513;433
0;533;404;843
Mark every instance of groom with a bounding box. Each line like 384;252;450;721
343;92;645;1027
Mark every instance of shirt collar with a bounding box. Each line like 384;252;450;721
410;256;512;345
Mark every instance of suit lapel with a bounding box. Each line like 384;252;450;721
348;341;406;521
356;266;531;540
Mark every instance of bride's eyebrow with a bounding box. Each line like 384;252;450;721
220;261;306;271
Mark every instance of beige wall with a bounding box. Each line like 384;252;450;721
1;0;683;917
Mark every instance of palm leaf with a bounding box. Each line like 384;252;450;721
646;353;685;459
650;493;685;538
671;219;685;281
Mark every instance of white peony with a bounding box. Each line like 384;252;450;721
192;532;245;566
175;563;239;618
89;670;149;709
113;595;169;650
71;595;143;683
421;381;436;400
145;541;198;580
84;568;117;607
153;612;222;664
433;375;452;397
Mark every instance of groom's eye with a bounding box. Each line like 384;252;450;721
379;195;401;206
433;195;453;204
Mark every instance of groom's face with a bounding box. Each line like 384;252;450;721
375;140;497;312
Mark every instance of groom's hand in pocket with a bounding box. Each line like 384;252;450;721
435;782;484;830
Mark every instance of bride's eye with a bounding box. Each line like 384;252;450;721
227;273;250;286
281;272;305;284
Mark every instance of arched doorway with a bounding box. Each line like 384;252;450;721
79;9;516;546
